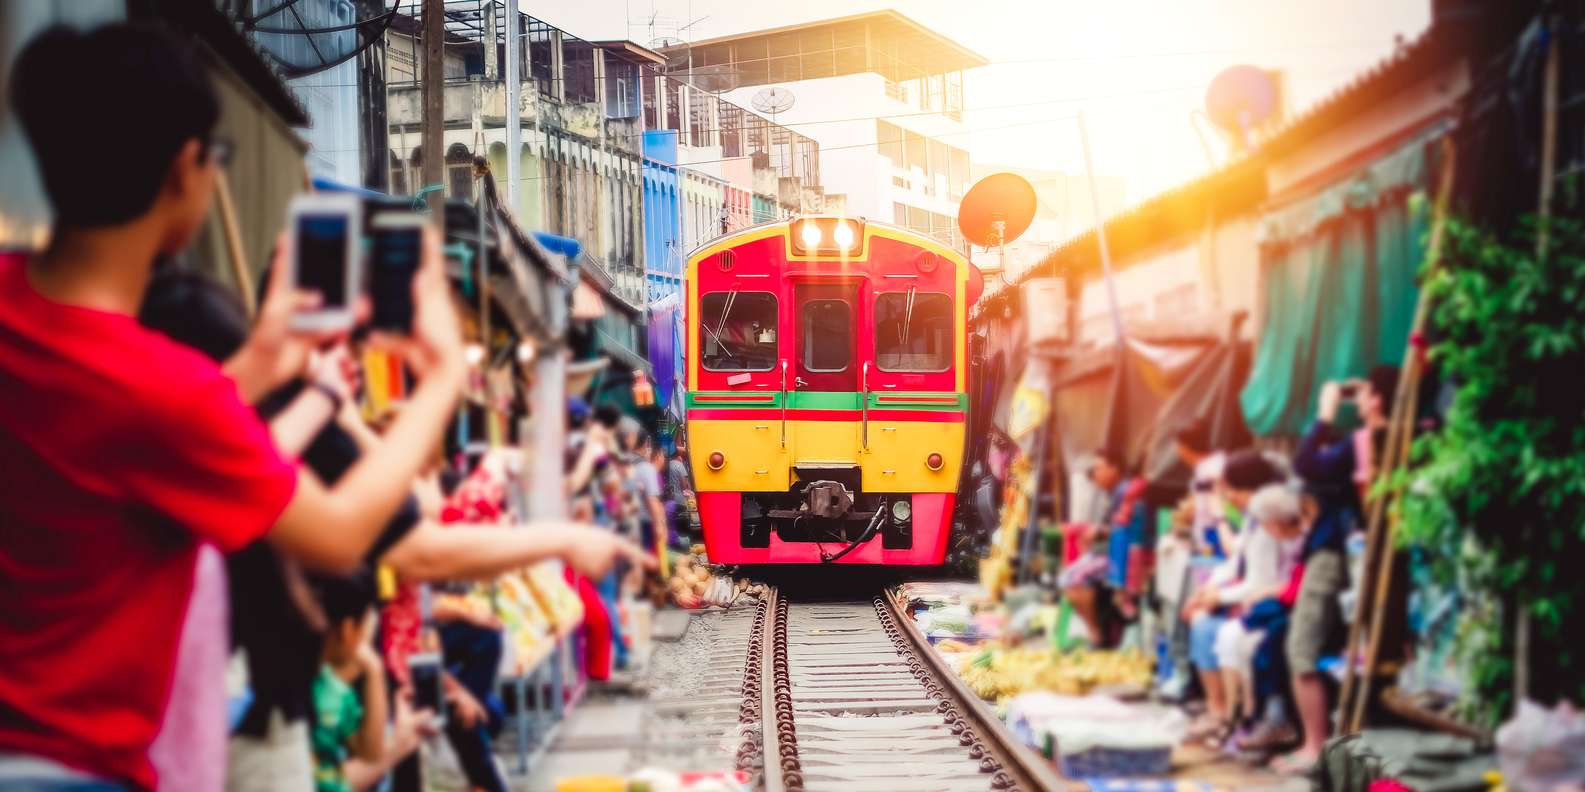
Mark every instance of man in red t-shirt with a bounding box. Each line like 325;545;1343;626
0;24;465;791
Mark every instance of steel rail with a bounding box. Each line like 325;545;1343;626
880;588;1064;792
756;586;1061;792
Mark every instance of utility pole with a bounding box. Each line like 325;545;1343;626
1078;113;1124;343
505;0;521;215
422;0;445;221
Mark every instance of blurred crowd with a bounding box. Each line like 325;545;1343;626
1061;365;1401;776
0;22;660;792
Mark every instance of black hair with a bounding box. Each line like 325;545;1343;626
1089;447;1120;472
1367;365;1400;410
1175;419;1213;456
10;23;220;228
137;266;249;362
593;404;622;430
316;570;377;628
1223;449;1282;490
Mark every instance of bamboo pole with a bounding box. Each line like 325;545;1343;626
214;169;255;317
1337;135;1456;734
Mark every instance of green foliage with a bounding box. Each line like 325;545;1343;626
1395;210;1585;725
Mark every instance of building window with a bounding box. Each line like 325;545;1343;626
700;291;778;371
446;143;474;200
877;121;903;167
875;291;952;372
389;150;408;195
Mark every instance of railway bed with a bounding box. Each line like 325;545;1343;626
738;587;1060;792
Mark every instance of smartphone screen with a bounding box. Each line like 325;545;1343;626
371;224;421;333
409;654;445;725
296;213;349;308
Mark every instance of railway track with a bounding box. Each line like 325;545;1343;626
741;586;1061;792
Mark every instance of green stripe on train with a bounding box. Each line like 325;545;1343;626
685;392;965;411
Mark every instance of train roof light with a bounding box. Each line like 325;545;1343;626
832;222;856;251
799;223;824;250
790;217;864;256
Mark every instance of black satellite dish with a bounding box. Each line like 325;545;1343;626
236;0;398;79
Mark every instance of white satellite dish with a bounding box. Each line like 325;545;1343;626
751;86;796;120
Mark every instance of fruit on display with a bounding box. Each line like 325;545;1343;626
667;553;767;609
954;647;1154;702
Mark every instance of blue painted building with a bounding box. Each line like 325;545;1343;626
642;131;683;305
642;130;684;412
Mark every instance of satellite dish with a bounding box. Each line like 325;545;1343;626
1205;65;1279;146
238;0;397;79
957;173;1037;248
751;87;796;116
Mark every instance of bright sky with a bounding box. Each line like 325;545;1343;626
544;0;1431;209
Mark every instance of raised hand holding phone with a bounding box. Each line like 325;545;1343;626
371;225;462;381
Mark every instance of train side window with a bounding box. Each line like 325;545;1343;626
875;291;952;372
700;291;778;372
801;299;851;372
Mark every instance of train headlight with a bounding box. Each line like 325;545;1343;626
832;222;856;251
790;218;865;256
799;223;824;249
707;451;725;470
926;452;944;471
891;499;912;522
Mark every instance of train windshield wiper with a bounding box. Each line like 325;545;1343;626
705;287;740;360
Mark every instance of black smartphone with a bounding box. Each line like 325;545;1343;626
408;652;446;728
369;213;425;334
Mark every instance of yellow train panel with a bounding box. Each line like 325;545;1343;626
861;419;964;493
688;419;790;492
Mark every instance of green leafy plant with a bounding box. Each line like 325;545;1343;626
1394;209;1585;726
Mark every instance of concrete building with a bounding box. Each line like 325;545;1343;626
661;11;986;251
382;4;653;403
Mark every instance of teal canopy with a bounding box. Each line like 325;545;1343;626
1240;132;1438;437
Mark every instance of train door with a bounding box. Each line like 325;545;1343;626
788;282;861;467
793;283;858;392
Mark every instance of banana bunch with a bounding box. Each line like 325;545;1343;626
955;647;1155;703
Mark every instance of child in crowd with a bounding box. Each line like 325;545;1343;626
1058;523;1113;645
1181;450;1286;747
312;574;431;792
1212;485;1308;749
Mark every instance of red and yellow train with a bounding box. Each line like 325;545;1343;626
684;216;984;565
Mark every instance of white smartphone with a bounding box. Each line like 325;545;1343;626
408;651;446;729
286;193;362;331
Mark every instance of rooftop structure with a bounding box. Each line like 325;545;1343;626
661;9;986;100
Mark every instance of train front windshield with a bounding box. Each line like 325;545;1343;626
700;291;779;372
874;291;953;372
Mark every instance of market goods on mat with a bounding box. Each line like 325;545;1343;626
560;768;751;792
955;647;1154;701
1003;693;1185;778
666;553;766;609
525;561;584;634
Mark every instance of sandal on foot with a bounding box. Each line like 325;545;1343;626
1268;751;1318;775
